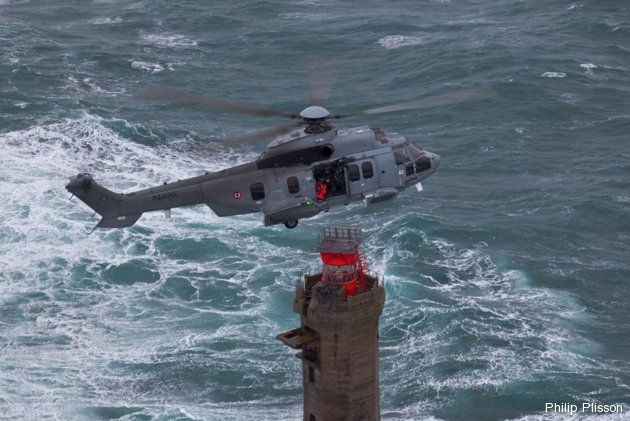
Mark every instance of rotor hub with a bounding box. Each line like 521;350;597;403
299;105;330;120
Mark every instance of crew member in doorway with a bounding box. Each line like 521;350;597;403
316;178;328;200
323;168;333;192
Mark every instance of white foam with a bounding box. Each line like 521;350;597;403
368;218;605;410
561;92;578;104
131;61;167;73
88;17;122;25
581;62;598;77
541;71;566;78
377;34;426;50
140;33;198;48
81;78;109;94
0;114;239;268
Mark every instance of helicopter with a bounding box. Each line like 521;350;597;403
66;87;488;230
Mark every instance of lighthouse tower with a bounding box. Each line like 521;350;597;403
277;227;385;421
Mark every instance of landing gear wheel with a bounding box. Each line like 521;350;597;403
284;220;298;229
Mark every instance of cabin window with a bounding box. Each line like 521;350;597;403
250;183;265;200
361;162;374;179
348;164;360;182
415;157;431;173
394;151;404;165
287;176;300;194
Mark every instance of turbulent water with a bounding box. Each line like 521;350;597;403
1;1;629;420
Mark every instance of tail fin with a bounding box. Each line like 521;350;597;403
66;173;142;228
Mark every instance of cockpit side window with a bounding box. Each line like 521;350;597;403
394;151;404;165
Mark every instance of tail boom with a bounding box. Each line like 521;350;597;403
66;173;205;228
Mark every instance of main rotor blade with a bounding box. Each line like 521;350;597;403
333;88;495;118
222;122;302;143
141;87;297;118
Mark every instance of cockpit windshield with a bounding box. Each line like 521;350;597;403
395;141;432;176
408;144;424;159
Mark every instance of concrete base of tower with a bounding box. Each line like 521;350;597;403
278;273;385;421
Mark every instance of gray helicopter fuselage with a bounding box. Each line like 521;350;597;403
66;126;440;229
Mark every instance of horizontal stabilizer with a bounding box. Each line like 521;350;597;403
96;213;143;228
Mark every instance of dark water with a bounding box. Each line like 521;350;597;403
1;0;629;420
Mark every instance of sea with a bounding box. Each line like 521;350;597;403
1;0;629;420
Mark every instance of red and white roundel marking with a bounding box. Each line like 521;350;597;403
233;191;242;200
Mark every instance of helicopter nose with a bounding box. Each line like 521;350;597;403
430;152;441;170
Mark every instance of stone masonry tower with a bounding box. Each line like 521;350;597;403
277;227;385;421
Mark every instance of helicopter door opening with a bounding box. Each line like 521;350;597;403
313;159;348;201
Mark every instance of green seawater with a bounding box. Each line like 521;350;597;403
1;1;629;420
